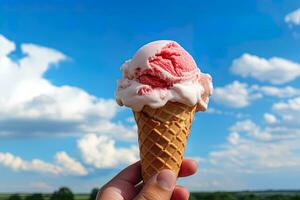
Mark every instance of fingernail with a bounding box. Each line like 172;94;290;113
156;170;176;190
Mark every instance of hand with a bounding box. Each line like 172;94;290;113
97;159;197;200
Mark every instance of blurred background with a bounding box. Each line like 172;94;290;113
1;0;300;199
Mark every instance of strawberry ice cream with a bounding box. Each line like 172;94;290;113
116;40;213;111
116;40;213;182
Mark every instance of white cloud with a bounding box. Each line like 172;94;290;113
231;53;300;84
264;113;277;124
229;119;271;141
0;34;136;140
209;137;300;170
186;118;300;190
0;152;60;174
253;85;300;98
0;152;28;171
213;120;300;168
227;132;240;145
30;159;63;175
212;81;261;108
55;152;88;176
77;134;139;168
285;8;300;26
0;35;16;56
213;81;300;108
272;97;300;126
0;151;87;176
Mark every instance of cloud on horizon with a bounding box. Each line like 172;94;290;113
0;151;87;176
181;117;300;190
285;8;300;26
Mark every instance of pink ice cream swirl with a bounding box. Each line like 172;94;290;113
116;40;213;112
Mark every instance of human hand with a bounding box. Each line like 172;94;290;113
97;159;197;200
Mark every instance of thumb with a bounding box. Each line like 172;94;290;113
134;169;176;200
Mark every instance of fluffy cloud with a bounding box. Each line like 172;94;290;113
208;118;300;170
229;119;271;141
227;132;240;145
212;81;261;108
180;117;300;190
213;81;300;108
77;134;139;168
209;136;300;170
0;151;87;176
0;34;135;140
264;113;277;124
253;85;300;98
272;97;300;126
285;8;300;26
0;35;16;55
186;118;300;190
231;53;300;84
54;152;88;176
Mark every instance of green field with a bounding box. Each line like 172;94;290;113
0;194;88;200
1;191;300;200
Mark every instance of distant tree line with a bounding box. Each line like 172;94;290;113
190;192;300;200
6;187;98;200
5;188;300;200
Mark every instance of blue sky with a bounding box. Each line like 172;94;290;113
1;0;300;192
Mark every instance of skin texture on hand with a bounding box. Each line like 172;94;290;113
97;159;197;200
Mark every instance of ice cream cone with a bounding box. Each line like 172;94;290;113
116;40;213;182
134;101;197;182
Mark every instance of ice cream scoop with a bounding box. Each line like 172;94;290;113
116;40;212;112
116;40;213;182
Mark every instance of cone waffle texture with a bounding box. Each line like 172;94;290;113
134;101;197;182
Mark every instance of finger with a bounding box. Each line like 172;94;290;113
178;159;198;177
98;161;142;200
171;185;190;200
110;161;142;185
134;159;197;193
134;169;176;200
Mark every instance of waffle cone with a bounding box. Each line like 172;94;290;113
134;101;197;182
